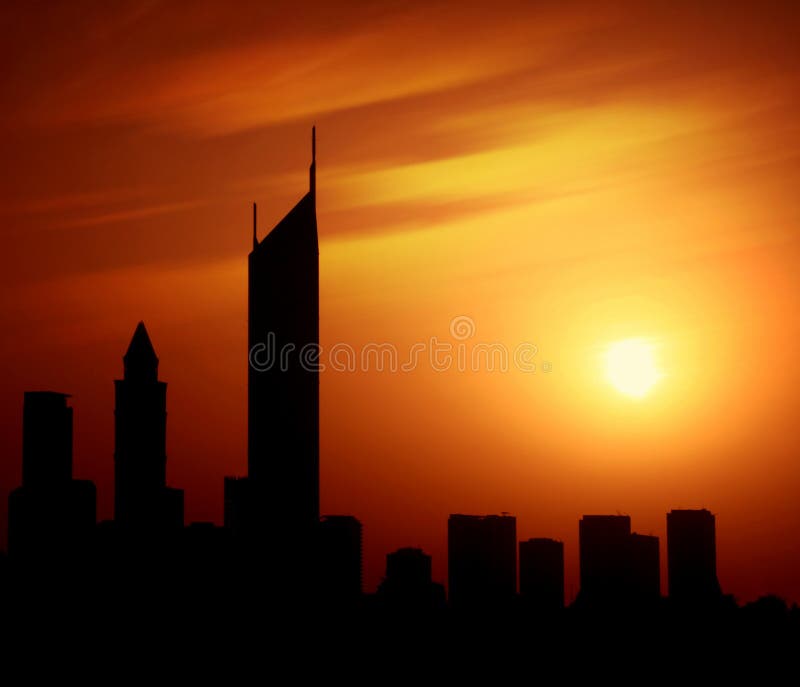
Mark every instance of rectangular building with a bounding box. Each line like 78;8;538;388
22;391;73;487
667;509;720;604
448;514;516;609
519;538;564;611
578;515;631;606
8;392;96;563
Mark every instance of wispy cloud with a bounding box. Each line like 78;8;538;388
4;1;797;138
0;2;604;136
0;187;152;217
58;200;203;229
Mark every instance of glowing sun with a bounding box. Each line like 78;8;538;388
605;338;662;399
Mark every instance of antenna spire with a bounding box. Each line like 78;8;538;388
310;125;316;196
252;202;257;249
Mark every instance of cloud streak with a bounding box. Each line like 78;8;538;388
58;200;203;230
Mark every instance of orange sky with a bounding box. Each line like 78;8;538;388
1;0;799;602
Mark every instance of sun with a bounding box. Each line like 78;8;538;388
605;338;662;399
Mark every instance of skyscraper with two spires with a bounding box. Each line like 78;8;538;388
225;129;320;587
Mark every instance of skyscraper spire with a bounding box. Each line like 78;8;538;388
246;130;320;552
124;321;158;382
310;125;316;196
253;202;258;250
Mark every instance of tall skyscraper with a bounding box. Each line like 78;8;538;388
448;514;517;609
7;392;96;562
578;515;631;606
246;129;319;542
114;322;183;531
317;515;363;604
519;538;564;611
667;509;721;605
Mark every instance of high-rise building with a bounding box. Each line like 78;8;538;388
579;516;663;607
578;515;631;606
246;129;319;545
519;538;564;611
114;322;183;530
667;509;721;604
317;515;362;604
377;547;446;610
448;514;516;609
629;532;660;603
7;392;96;563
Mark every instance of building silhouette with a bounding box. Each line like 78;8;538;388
579;516;663;608
21;390;73;486
578;515;632;607
229;128;320;570
377;547;446;611
317;515;362;605
629;532;660;603
448;514;516;609
519;538;564;611
4;130;779;635
114;322;183;531
7;392;96;564
667;509;721;605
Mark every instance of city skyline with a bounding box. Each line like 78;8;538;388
3;348;732;609
2;1;800;606
4;133;741;610
0;130;794;605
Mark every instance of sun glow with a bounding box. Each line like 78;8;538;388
605;338;663;399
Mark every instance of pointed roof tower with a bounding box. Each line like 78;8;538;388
123;321;159;382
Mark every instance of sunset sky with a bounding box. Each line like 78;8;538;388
1;0;799;602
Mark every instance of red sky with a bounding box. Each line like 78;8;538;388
1;0;799;602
